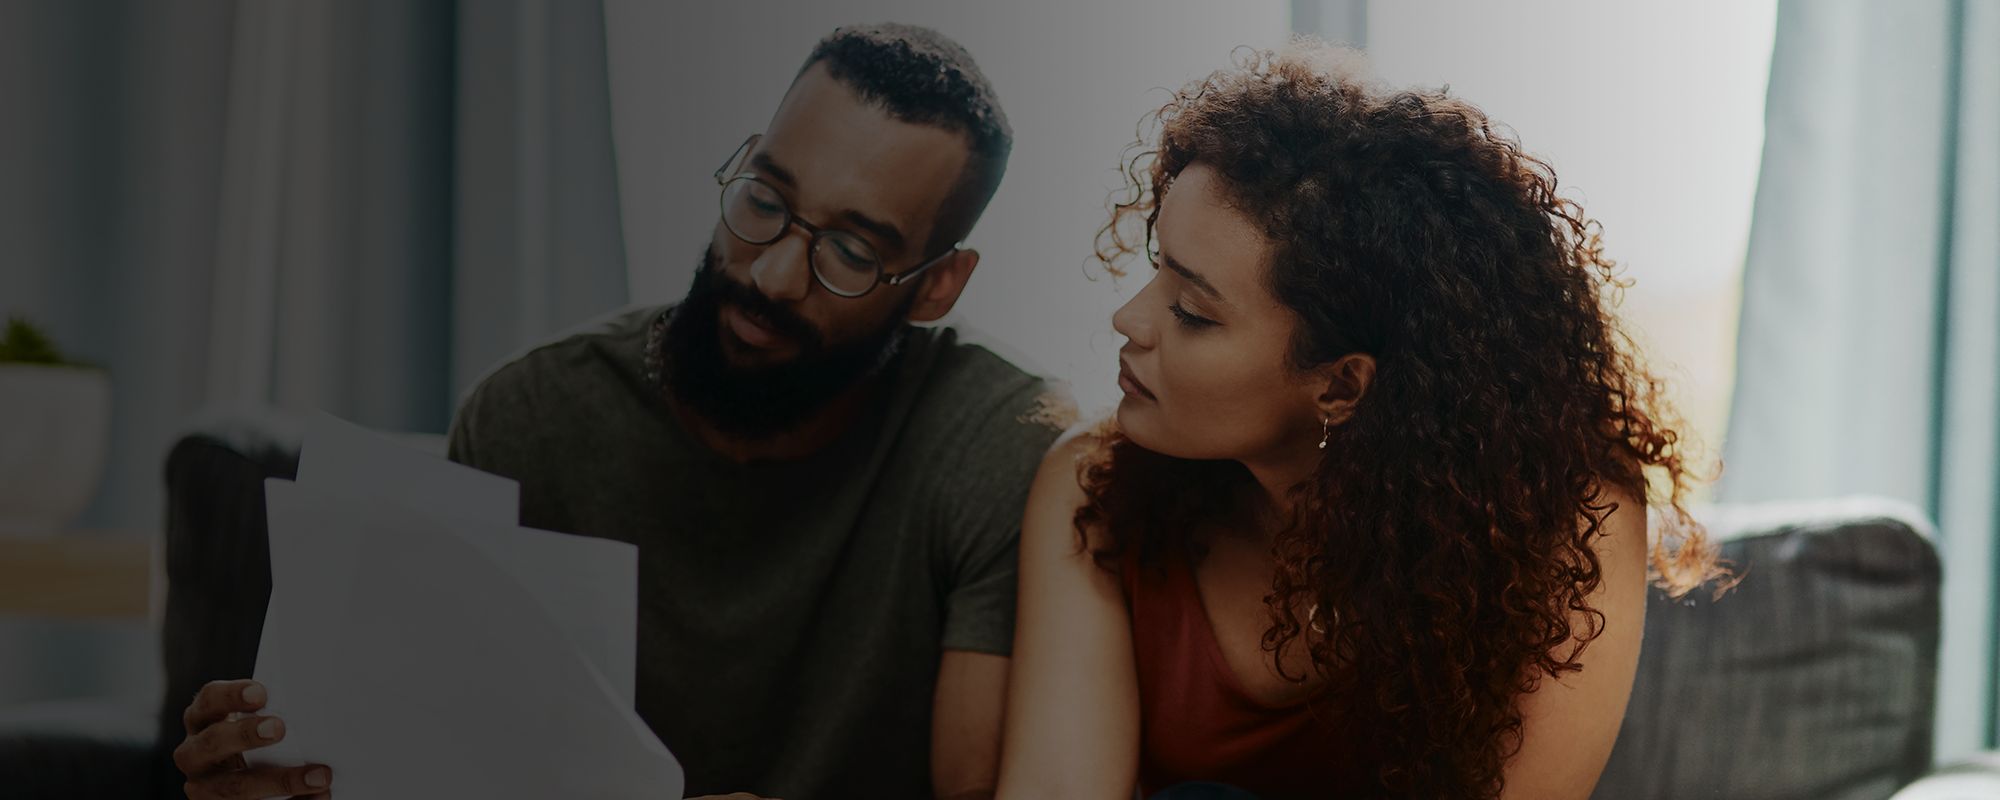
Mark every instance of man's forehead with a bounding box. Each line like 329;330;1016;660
755;65;971;251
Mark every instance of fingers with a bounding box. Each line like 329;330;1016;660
184;680;267;735
181;764;332;800
174;713;286;777
175;680;333;799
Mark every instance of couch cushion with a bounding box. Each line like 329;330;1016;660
1593;497;1941;800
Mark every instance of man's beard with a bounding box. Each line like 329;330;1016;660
658;247;911;440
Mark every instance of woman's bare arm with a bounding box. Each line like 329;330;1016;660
995;431;1141;800
1500;482;1651;799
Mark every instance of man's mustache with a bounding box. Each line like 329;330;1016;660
704;269;823;350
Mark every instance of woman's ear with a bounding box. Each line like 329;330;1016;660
1314;352;1377;425
905;248;980;323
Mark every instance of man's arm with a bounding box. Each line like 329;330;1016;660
932;650;1009;800
928;383;1066;799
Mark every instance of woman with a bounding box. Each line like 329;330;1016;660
997;43;1725;800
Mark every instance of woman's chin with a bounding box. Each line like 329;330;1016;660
1115;401;1240;463
1113;399;1165;451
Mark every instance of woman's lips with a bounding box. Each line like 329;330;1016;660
1118;358;1155;400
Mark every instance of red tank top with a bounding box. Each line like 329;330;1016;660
1122;549;1376;799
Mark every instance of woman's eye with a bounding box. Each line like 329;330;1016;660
1168;302;1217;329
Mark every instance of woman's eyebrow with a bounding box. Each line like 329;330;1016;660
1161;250;1227;304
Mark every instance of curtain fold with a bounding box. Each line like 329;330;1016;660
0;0;629;533
1722;0;2000;760
454;0;630;397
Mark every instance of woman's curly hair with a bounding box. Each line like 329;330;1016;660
1076;42;1729;798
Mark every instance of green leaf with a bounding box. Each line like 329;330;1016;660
0;316;75;365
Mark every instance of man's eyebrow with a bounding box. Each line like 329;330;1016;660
747;152;908;255
832;210;907;256
1161;251;1225;302
747;152;797;187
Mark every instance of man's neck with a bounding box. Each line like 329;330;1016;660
667;374;883;464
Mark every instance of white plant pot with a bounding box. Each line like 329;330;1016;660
0;364;110;536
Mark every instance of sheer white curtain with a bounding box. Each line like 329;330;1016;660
1722;0;2000;760
0;0;630;534
0;0;631;706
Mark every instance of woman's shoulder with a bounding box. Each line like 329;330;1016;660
1047;418;1107;463
1030;421;1098;496
1032;416;1121;496
1023;419;1117;548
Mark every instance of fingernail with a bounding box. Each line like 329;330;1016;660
305;767;330;788
241;683;266;705
256;718;280;739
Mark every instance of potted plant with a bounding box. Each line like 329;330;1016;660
0;316;110;536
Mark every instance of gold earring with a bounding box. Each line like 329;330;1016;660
1308;603;1334;634
1317;415;1331;450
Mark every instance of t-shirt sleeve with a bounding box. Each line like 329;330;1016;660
445;358;536;475
936;382;1067;656
446;375;512;471
445;391;479;467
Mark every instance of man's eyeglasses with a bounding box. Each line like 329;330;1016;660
713;135;959;299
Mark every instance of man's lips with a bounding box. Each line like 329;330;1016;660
1118;357;1155;400
722;304;789;350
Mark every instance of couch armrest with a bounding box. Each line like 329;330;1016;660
155;408;306;784
1890;751;2000;799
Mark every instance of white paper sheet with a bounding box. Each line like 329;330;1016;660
295;410;520;525
287;411;637;705
248;412;674;798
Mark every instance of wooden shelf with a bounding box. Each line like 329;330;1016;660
0;534;152;620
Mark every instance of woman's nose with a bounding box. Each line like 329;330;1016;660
1111;290;1155;349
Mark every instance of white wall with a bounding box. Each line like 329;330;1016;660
604;0;1292;417
601;1;1775;439
1367;0;1779;461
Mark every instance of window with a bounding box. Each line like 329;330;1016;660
1368;1;1780;492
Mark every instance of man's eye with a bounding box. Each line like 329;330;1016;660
829;240;874;270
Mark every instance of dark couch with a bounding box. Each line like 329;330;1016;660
2;411;1996;799
0;411;303;799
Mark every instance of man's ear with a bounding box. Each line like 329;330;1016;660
1313;352;1377;426
906;248;979;323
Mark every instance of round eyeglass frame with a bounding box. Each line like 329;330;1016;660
713;134;960;299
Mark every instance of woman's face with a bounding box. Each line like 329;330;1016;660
1112;163;1327;465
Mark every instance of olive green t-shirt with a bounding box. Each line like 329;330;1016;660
444;305;1060;799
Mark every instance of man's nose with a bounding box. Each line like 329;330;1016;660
749;229;814;302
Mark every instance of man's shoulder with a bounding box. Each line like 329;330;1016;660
902;322;1072;460
459;304;661;413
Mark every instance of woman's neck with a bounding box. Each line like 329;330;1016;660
1240;444;1320;538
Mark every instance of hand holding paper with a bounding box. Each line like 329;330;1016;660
229;412;682;799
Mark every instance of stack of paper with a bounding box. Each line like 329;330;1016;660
250;411;683;798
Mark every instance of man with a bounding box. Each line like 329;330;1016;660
174;23;1063;800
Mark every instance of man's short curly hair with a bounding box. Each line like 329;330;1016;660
799;23;1012;253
